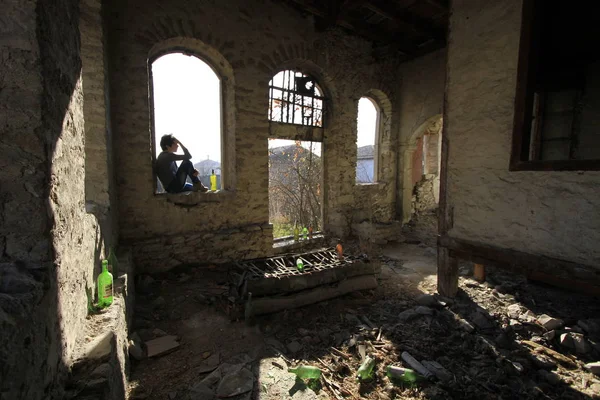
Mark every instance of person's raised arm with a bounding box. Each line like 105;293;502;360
177;139;192;159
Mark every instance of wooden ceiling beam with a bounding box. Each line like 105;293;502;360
362;0;445;40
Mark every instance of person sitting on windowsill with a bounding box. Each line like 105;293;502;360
156;134;209;193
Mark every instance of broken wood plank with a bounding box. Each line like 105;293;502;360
330;347;351;360
250;275;378;315
145;335;180;358
246;262;380;296
521;340;577;368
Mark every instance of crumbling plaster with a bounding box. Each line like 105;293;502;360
395;49;446;222
445;0;600;267
106;0;402;273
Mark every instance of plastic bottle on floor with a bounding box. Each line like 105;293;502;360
356;356;376;380
288;365;322;380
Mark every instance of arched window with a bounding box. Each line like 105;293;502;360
356;97;380;183
150;52;222;193
269;70;324;127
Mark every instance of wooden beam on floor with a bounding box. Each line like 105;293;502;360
438;235;600;297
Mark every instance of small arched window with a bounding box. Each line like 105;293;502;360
150;52;222;193
269;70;324;127
356;97;380;183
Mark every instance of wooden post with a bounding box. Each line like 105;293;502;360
473;263;486;282
437;247;458;297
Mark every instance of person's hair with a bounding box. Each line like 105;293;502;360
160;134;176;151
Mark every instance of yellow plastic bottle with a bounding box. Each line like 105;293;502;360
210;169;218;191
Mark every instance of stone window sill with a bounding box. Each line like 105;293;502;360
355;182;384;188
156;190;235;205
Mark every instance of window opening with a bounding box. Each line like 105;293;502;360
268;139;323;239
269;70;324;127
356;97;379;183
512;0;600;170
151;52;222;193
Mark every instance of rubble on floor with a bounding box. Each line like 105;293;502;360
126;242;600;399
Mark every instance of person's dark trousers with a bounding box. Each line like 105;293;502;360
166;160;200;193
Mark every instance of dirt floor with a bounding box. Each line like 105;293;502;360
127;241;600;400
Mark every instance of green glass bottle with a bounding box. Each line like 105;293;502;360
107;247;118;277
210;169;218;191
293;224;299;242
386;366;419;384
97;260;114;308
296;257;304;271
302;227;308;240
288;365;321;380
357;356;376;381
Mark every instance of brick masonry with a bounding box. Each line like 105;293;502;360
105;0;409;273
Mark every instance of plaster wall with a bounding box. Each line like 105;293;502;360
395;50;446;221
445;0;600;267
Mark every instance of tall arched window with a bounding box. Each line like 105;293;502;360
356;97;380;183
150;52;222;193
269;70;324;127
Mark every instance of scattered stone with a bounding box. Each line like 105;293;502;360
537;315;564;331
298;328;312;336
265;337;285;353
578;319;600;335
90;363;111;378
414;306;434;316
216;367;254;398
198;353;220;374
129;338;146;361
168;392;177;400
471;311;494;330
152;296;166;308
509;319;523;331
560;332;592;354
416;294;439;307
584;362;600;376
519;310;536;323
543;330;556;341
511;361;525;374
153;328;167;337
286;340;303;354
422;360;452;382
398;308;419;322
537;370;561;385
146;335;180;358
507;304;522;319
495;333;511;349
317;328;332;342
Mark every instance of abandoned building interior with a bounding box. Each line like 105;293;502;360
1;0;600;399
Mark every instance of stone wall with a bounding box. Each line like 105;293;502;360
395;50;446;222
445;0;600;267
106;0;402;273
1;0;110;398
81;0;118;246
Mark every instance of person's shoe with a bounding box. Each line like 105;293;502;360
193;182;209;192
